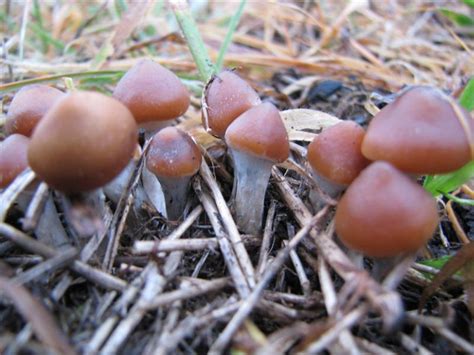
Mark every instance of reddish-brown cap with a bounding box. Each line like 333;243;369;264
203;70;261;138
225;102;289;163
6;84;65;137
362;86;474;174
0;134;30;188
307;121;370;185
335;161;439;258
146;127;202;178
113;59;190;124
28;91;138;193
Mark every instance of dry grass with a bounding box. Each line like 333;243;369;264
0;1;473;354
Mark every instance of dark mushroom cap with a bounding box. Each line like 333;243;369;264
146;127;202;178
225;102;289;163
28;91;138;193
6;84;65;137
362;86;474;174
335;161;439;258
113;59;190;124
0;134;30;188
203;70;261;138
307;121;370;185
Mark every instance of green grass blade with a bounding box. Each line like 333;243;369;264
439;8;474;27
443;193;474;206
462;0;474;9
215;0;247;72
170;0;215;82
459;78;474;111
0;71;123;94
423;161;474;197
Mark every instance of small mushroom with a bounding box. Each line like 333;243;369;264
28;91;138;193
362;86;474;174
202;70;261;138
306;121;370;210
6;84;65;137
0;134;30;189
146;127;202;220
113;59;190;135
225;102;289;234
335;161;439;278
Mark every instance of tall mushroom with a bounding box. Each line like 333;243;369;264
202;70;261;138
225;102;289;234
146;127;202;220
306;121;370;210
362;86;474;174
28;91;138;193
113;59;190;135
335;161;439;278
6;84;65;137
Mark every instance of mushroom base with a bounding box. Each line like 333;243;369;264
230;149;274;235
309;170;346;212
159;176;192;221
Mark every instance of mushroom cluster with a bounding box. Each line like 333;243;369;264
2;63;471;275
202;70;289;234
326;86;473;277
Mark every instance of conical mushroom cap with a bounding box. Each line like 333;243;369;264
225;102;289;163
335;161;439;258
362;86;473;174
203;70;261;138
113;59;190;124
6;84;65;137
28;91;138;193
147;127;202;178
307;121;370;185
0;134;30;188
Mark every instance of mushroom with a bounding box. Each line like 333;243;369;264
335;161;439;278
362;86;474;174
28;91;138;193
225;102;289;234
202;70;261;138
0;134;30;189
27;91;138;236
6;84;65;137
306;121;370;210
146;127;202;220
113;59;190;136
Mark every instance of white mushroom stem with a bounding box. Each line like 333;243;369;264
309;170;346;212
103;159;137;204
230;149;274;235
158;176;192;221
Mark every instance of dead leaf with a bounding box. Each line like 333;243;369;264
280;109;341;142
111;0;154;53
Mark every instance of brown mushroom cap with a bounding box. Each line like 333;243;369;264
146;127;202;178
362;86;474;174
0;134;30;188
307;121;370;185
28;91;138;193
113;59;190;124
225;102;289;163
335;161;439;258
203;70;261;138
6;84;65;137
